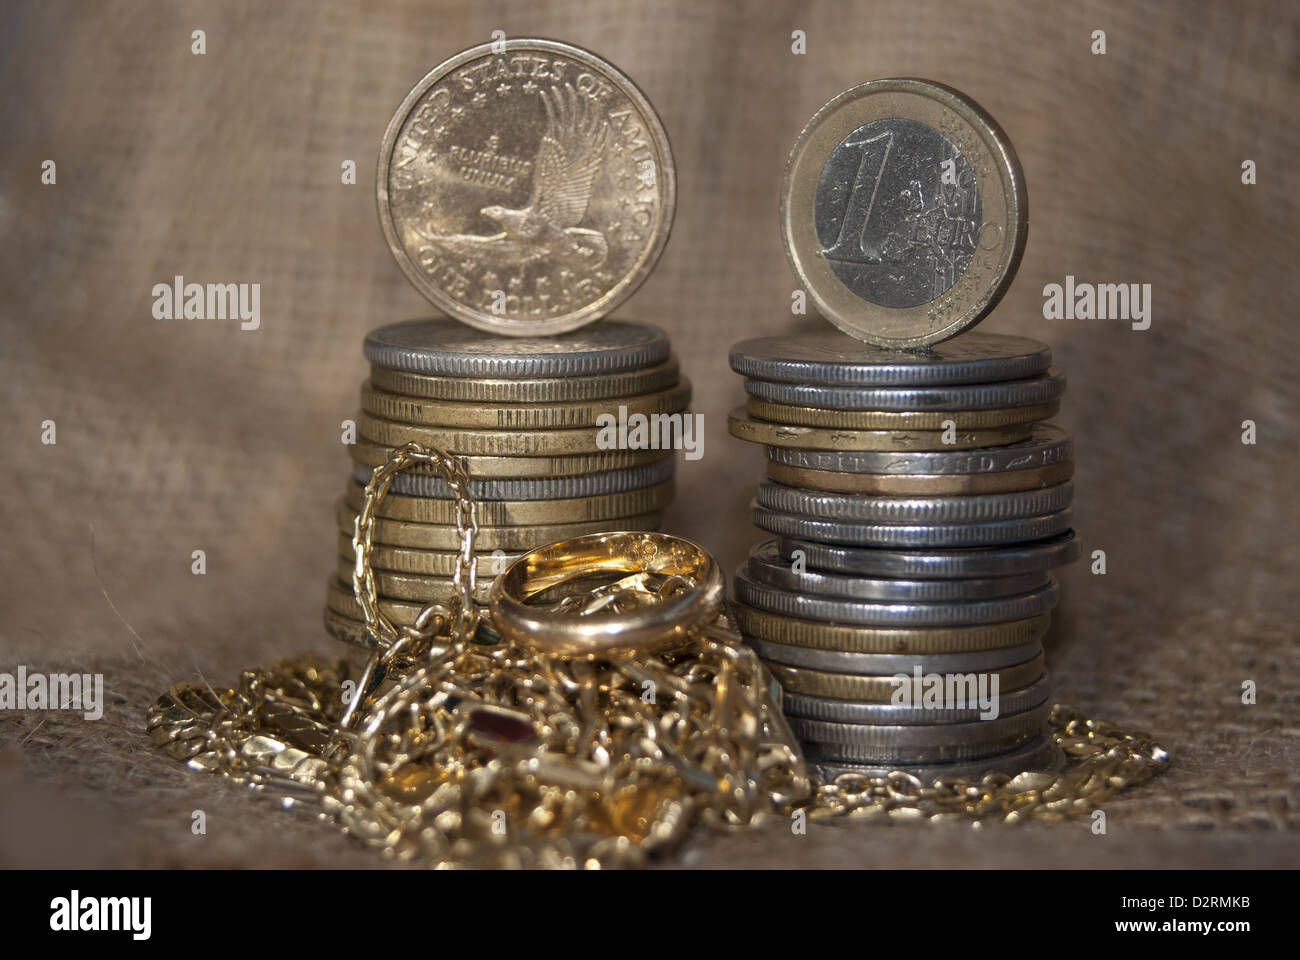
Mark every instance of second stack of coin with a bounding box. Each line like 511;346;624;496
324;318;689;650
728;330;1080;779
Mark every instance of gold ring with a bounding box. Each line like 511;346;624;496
488;532;724;656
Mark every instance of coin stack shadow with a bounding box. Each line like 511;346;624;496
324;318;689;652
728;331;1081;779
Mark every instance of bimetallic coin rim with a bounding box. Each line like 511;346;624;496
375;38;676;335
763;424;1072;474
729;408;1032;451
780;78;1027;347
783;674;1053;724
357;410;611;455
734;571;1060;626
742;369;1065;411
731;603;1052;653
370;357;680;402
751;503;1074;548
765;459;1074;495
777;531;1082;579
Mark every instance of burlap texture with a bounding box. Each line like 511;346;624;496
1;0;1297;868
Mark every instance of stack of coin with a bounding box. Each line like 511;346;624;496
324;318;688;650
329;36;681;654
733;75;1082;778
728;331;1079;778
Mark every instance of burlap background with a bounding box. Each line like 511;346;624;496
1;0;1297;868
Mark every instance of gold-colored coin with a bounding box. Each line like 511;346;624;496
324;577;428;628
765;460;1074;495
361;379;691;428
336;500;663;551
728;407;1031;451
733;604;1052;654
335;535;515;577
745;399;1058;430
370;358;680;403
343;478;674;525
348;439;669;477
376;38;676;335
334;559;494;604
358;411;611;455
770;652;1044;701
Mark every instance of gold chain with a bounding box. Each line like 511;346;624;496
147;442;1169;867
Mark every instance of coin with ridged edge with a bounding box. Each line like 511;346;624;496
348;440;669;478
755;478;1073;524
764;423;1071;475
765;459;1073;495
780;79;1026;347
351;456;674;499
344;478;674;525
337;500;663;551
732;603;1052;653
370;357;680;403
806;733;1063;781
743;369;1065;411
745;398;1057;430
789;701;1049;765
336;535;514;578
734;571;1058;626
361;378;691;428
365;319;669;377
729;331;1048;386
729;408;1032;451
324;576;427;627
750;636;1042;674
357;411;607;456
783;674;1052;724
752;503;1073;548
777;531;1081;579
377;39;675;335
746;540;1048;601
334;559;494;603
768;652;1044;701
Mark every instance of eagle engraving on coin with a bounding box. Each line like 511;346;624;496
416;85;612;273
377;39;676;335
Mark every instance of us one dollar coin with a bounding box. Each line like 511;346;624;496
377;38;675;335
781;78;1027;347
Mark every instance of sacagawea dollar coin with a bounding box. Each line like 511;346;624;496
781;78;1027;347
377;39;675;335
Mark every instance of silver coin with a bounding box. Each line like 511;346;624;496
756;479;1072;525
752;504;1073;548
746;540;1048;601
791;700;1050;764
783;674;1052;724
364;318;670;377
733;572;1058;626
728;331;1049;387
778;531;1081;579
352;457;675;500
807;732;1063;780
765;424;1071;475
743;369;1065;412
750;637;1042;674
